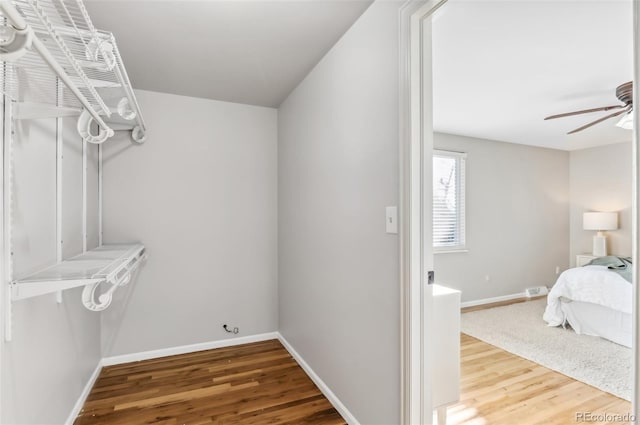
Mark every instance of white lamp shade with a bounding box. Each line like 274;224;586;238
583;212;618;231
616;112;633;130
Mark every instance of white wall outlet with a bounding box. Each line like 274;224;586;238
386;206;398;234
555;266;560;275
484;275;490;282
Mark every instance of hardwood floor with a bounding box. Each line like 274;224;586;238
448;334;632;425
461;296;546;314
74;339;346;425
75;303;631;425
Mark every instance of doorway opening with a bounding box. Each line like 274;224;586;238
401;0;640;423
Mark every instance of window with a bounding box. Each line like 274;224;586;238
433;150;466;252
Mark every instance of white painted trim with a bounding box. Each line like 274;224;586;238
101;332;279;366
459;292;526;309
632;0;639;418
0;92;6;419
434;249;469;255
399;2;427;423
276;333;360;425
64;360;103;425
399;1;448;424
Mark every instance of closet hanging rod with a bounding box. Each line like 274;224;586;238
0;0;113;134
112;44;146;132
71;0;145;132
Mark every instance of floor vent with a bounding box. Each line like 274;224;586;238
525;286;549;297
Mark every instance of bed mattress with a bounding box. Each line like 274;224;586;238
560;300;632;348
544;264;632;347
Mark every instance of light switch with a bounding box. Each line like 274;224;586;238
386;206;398;234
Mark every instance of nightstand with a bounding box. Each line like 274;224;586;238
576;254;598;267
432;284;461;425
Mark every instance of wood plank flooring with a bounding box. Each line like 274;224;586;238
461;296;546;314
75;304;632;425
447;334;632;425
74;339;346;425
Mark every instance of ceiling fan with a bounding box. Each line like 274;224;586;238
544;81;633;134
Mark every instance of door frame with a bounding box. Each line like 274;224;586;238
632;1;640;420
399;1;447;424
401;1;640;423
0;95;5;423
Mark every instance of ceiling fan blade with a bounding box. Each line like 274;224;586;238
544;104;625;120
567;106;632;135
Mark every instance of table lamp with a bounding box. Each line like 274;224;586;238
583;212;618;257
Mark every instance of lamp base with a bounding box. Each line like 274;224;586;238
592;232;607;257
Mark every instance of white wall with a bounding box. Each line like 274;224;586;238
1;115;101;425
569;141;632;265
101;90;278;356
278;2;400;424
433;133;570;302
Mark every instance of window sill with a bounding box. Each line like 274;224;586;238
434;249;469;255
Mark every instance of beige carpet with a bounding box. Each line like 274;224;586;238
461;298;632;401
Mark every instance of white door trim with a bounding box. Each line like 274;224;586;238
401;2;639;424
0;94;6;423
399;1;448;424
632;0;639;420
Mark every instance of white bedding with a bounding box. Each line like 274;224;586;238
543;265;632;327
561;301;632;347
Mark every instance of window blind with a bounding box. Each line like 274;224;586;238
433;150;466;251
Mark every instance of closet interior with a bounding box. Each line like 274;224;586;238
0;0;147;340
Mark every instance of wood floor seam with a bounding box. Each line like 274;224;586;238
74;339;347;425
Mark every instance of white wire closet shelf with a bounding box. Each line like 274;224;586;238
12;243;146;311
0;0;147;143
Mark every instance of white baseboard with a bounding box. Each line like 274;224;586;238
64;360;103;425
276;332;360;425
102;332;279;366
460;292;526;308
69;332;355;425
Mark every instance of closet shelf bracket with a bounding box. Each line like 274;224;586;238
10;243;146;308
0;20;32;61
0;0;147;144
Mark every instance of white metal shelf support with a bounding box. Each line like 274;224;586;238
1;0;148;342
111;44;146;143
55;77;62;303
81;245;145;311
10;244;147;310
29;0;110;116
98;144;102;246
2;95;12;342
0;0;147;144
82;137;87;253
0;0;113;136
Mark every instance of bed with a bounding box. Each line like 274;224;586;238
543;258;632;347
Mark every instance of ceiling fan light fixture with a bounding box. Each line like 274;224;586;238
545;82;633;134
616;111;633;130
